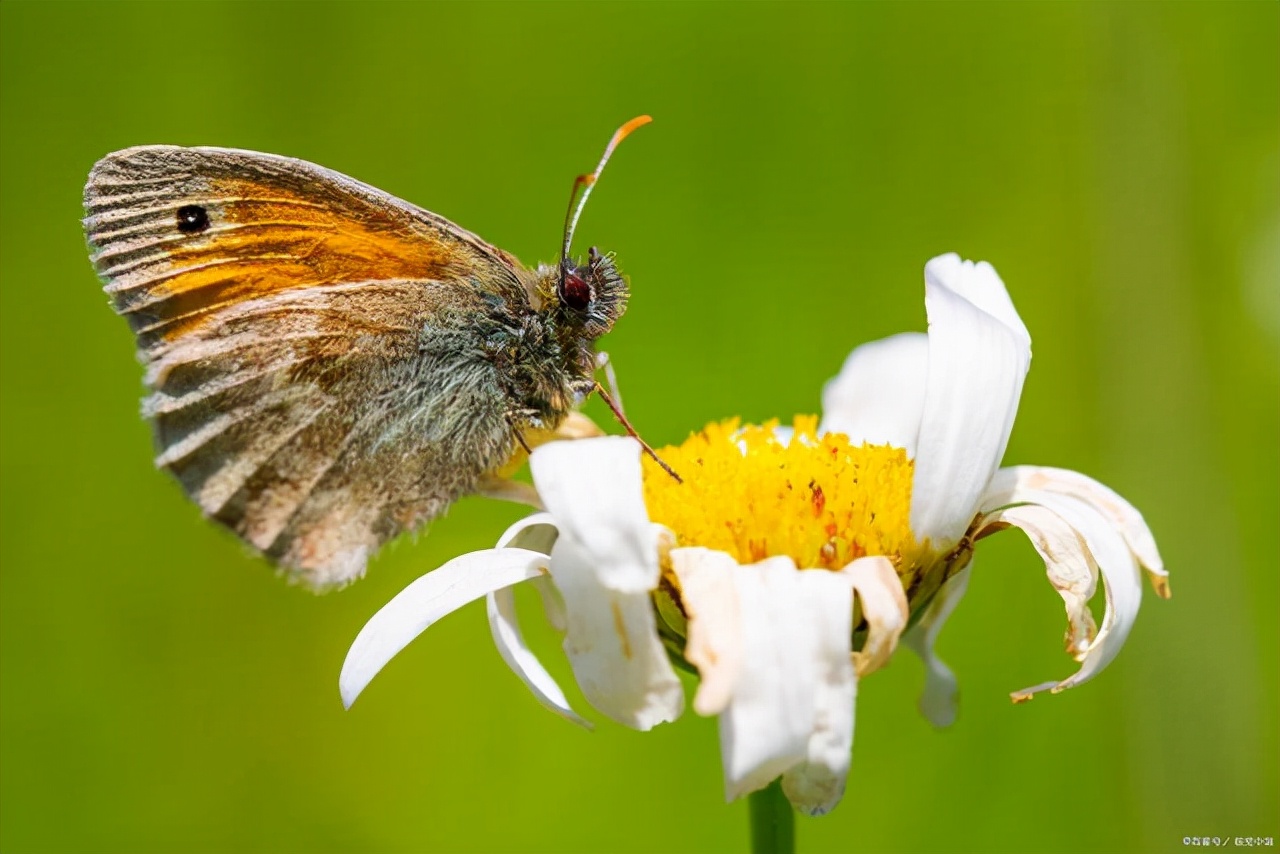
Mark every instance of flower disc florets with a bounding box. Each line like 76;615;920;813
642;416;924;576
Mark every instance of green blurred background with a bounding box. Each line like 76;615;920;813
1;3;1275;852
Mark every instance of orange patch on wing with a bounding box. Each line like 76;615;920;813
151;178;459;340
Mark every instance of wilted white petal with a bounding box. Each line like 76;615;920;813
714;557;859;816
779;570;860;817
983;465;1168;597
820;332;929;456
719;557;816;801
912;255;1032;548
486;587;592;730
840;555;909;677
902;566;971;728
530;437;682;729
669;548;743;716
1000;494;1143;701
979;504;1097;656
340;548;548;709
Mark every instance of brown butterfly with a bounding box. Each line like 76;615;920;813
83;117;661;590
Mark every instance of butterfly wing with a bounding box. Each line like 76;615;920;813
85;146;534;589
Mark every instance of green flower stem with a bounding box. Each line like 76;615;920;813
748;780;796;854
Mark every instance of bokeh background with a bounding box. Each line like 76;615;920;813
2;3;1276;853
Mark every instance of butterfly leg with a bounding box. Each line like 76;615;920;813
594;350;625;417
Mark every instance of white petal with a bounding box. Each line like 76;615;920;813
486;587;592;729
532;575;568;633
991;494;1143;701
779;568;860;817
491;514;584;722
839;556;910;677
983;465;1168;598
902;566;971;728
669;548;743;716
340;548;548;709
530;437;683;729
780;671;857;818
549;536;684;729
979;504;1097;656
779;566;861;816
912;255;1032;548
714;557;858;817
716;558;813;799
531;436;657;594
819;332;929;456
924;253;1031;344
496;514;570;629
496;512;558;551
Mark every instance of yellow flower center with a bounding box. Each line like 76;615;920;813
642;416;923;573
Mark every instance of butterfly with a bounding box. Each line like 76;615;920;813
83;116;660;590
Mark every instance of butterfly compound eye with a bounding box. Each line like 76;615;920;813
176;204;210;234
558;270;592;311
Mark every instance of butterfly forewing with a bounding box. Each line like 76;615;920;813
84;147;535;589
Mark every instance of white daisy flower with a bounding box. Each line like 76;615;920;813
340;253;1169;817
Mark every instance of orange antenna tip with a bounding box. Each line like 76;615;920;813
560;116;652;264
616;114;653;139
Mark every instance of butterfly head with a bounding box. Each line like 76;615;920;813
544;116;647;351
553;245;628;341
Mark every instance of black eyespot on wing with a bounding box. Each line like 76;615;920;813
176;204;210;234
559;271;591;310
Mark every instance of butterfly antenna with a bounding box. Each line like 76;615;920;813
594;381;682;484
560;115;652;267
